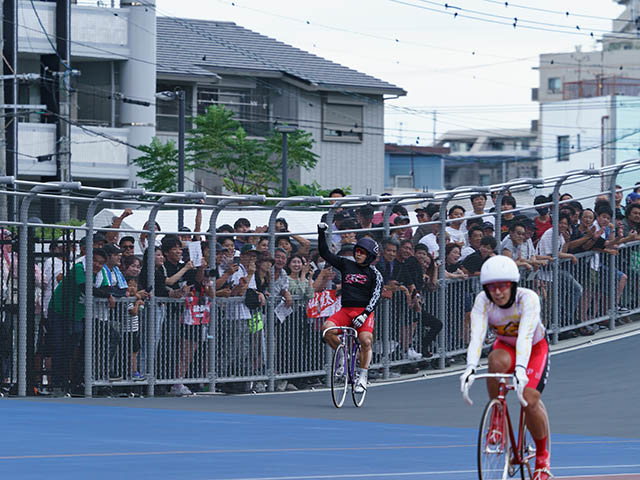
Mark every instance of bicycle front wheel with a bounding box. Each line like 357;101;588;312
351;344;366;407
478;398;510;480
330;344;348;408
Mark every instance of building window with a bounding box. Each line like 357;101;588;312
548;77;562;94
322;102;363;142
197;86;271;137
488;141;504;151
557;135;570;162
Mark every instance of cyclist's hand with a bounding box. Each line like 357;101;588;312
460;366;475;405
352;313;367;328
514;366;529;407
317;222;328;232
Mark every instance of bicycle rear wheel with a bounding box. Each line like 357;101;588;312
478;398;510;480
519;401;551;480
330;344;348;408
351;344;366;407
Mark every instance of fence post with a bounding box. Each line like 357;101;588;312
607;165;625;330
267;196;321;392
18;181;80;397
206;195;264;393
84;187;143;397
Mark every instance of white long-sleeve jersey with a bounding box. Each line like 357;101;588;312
466;287;545;370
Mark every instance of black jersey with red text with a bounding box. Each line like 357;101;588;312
318;229;383;314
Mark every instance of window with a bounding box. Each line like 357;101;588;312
197;86;271;137
557;135;570;162
548;77;562;94
322;102;363;142
488;141;504;151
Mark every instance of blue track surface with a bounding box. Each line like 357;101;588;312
2;401;639;480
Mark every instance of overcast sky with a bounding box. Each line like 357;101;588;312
155;0;626;145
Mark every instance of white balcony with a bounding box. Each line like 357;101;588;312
18;122;130;180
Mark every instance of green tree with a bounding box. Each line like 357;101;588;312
188;106;319;195
282;180;351;198
133;137;181;193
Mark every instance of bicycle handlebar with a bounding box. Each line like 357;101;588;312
462;372;528;408
322;326;358;339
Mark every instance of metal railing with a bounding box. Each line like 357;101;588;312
0;158;639;396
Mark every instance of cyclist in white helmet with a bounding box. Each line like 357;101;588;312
460;255;552;480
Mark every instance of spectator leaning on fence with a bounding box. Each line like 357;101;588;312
461;225;483;262
418;212;447;259
445;205;466;247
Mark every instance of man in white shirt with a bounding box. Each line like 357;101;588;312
419;212;447;259
446;205;466;247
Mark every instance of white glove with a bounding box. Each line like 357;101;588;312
317;222;328;232
460;365;475;405
352;313;368;328
514;365;529;407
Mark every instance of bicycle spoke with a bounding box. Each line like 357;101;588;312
478;399;510;480
330;344;348;408
351;344;366;407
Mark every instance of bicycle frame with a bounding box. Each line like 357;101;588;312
467;373;536;478
322;326;360;386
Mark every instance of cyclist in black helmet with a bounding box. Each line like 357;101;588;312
317;223;383;393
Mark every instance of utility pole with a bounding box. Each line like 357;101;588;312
0;0;5;221
57;0;72;221
3;0;18;221
432;110;437;146
275;124;296;197
177;89;185;230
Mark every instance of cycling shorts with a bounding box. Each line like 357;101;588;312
327;307;374;334
492;337;550;393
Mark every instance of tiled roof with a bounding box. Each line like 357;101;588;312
157;17;406;95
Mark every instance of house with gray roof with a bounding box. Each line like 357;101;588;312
155;16;406;195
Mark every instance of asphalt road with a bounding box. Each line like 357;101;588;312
22;330;639;438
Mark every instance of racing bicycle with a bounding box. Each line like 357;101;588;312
322;326;366;408
463;373;550;480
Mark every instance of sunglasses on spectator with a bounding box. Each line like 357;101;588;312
485;281;512;292
121;245;134;250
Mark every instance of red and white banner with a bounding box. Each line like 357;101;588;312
306;290;341;318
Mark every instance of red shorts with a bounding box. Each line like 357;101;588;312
327;307;374;334
492;337;550;393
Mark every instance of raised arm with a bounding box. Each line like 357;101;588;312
317;223;344;271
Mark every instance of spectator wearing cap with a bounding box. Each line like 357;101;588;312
391;215;412;241
627;190;640;206
481;221;495;238
233;218;251;251
411;206;433;247
179;227;192;245
102;244;128;296
446;205;466;247
78;233;107;261
533;195;552;246
119;236;136;258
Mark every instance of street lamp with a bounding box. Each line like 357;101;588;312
275;124;297;197
155;89;186;229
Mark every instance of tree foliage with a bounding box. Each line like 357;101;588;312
133;138;181;193
188;106;319;195
133;105;320;196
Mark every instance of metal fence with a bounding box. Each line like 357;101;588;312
0;159;639;397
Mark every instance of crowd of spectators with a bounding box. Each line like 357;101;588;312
1;184;639;396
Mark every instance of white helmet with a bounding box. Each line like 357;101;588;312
480;255;520;285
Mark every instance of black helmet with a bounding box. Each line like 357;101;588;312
354;237;379;265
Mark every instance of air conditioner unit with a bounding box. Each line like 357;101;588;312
394;175;414;188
